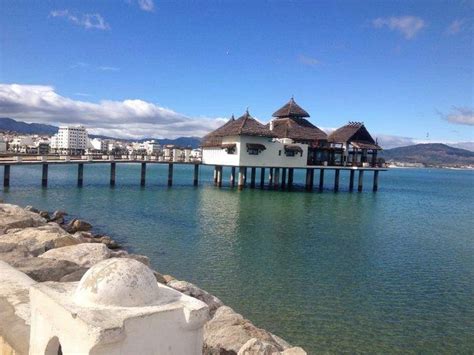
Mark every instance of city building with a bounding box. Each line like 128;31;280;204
50;126;89;155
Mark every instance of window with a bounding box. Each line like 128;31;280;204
248;148;259;155
278;150;282;156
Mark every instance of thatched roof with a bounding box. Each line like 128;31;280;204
201;111;276;147
269;117;327;142
328;122;381;149
272;98;310;118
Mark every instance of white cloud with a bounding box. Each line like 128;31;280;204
137;0;154;12
372;16;425;39
0;84;226;139
98;66;120;72
298;55;321;67
440;106;474;126
446;19;465;35
50;10;110;30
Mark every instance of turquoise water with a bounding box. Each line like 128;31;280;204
1;164;473;353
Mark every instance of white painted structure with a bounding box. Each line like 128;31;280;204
29;258;209;355
0;137;7;152
50;126;89;154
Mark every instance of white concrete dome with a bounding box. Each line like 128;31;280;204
74;258;160;307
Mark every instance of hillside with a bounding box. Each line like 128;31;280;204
0;117;201;148
381;143;474;167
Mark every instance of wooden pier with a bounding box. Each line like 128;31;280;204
0;158;386;192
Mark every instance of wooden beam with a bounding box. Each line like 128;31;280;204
268;168;274;188
140;162;146;187
334;169;340;192
193;164;199;186
110;162;116;187
217;166;223;187
373;170;379;192
319;169;324;191
281;168;287;189
42;163;48;187
305;169;314;191
260;168;265;189
358;170;364;192
238;167;245;190
78;163;84;187
349;170;355;191
288;168;294;190
250;167;256;188
3;165;10;187
230;167;236;187
167;163;173;187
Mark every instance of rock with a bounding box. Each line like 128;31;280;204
1;224;80;256
71;231;91;243
65;219;92;233
203;306;287;355
39;243;111;267
11;257;84;282
0;243;33;264
168;280;224;316
238;338;280;355
51;210;67;222
59;268;89;282
163;274;176;283
39;211;50;221
0;203;46;233
153;271;167;284
24;206;39;214
97;236;120;249
116;253;151;266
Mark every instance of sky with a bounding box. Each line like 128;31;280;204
0;0;473;146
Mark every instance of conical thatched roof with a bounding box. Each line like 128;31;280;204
328;122;381;149
201;111;276;147
272;98;310;118
270;117;327;142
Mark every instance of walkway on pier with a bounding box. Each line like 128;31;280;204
0;159;386;192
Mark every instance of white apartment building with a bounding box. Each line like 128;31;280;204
143;140;161;155
50;126;89;155
0;136;7;152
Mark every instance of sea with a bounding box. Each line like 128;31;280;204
1;164;473;354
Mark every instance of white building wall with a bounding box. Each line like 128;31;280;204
202;135;308;167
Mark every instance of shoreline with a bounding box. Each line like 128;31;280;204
0;202;306;354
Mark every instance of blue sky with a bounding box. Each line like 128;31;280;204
0;0;472;144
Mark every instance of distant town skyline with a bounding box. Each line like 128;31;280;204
0;0;472;144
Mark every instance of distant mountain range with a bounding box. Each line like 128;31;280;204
0;117;202;148
381;143;474;167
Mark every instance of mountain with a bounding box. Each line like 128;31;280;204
448;142;474;152
381;143;474;167
0;117;202;148
0;117;58;135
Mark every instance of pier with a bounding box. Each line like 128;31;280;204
0;157;386;192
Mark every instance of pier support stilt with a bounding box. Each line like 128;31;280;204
273;168;280;189
268;168;274;188
230;167;236;187
288;168;294;190
42;163;48;188
217;166;223;187
349;170;355;192
243;168;247;185
238;167;245;190
110;162;116;187
193;164;199;186
140;162;146;187
250;167;256;188
358;170;364;192
168;163;173;187
213;166;218;184
305;169;314;191
373;170;379;192
78;163;84;187
281;168;287;189
3;165;10;187
260;168;265;189
334;169;340;192
319;169;325;192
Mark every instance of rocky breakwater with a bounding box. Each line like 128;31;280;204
0;203;306;355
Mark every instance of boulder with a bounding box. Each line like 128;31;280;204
168;280;224;316
237;338;280;355
51;210;67;222
282;348;306;355
163;274;176;283
153;271;167;284
0;243;33;264
96;235;120;249
39;211;50;221
11;257;85;282
0;204;46;233
65;219;92;233
24;206;39;214
59;268;89;282
1;224;80;256
203;306;288;355
39;243;111;267
118;253;151;266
